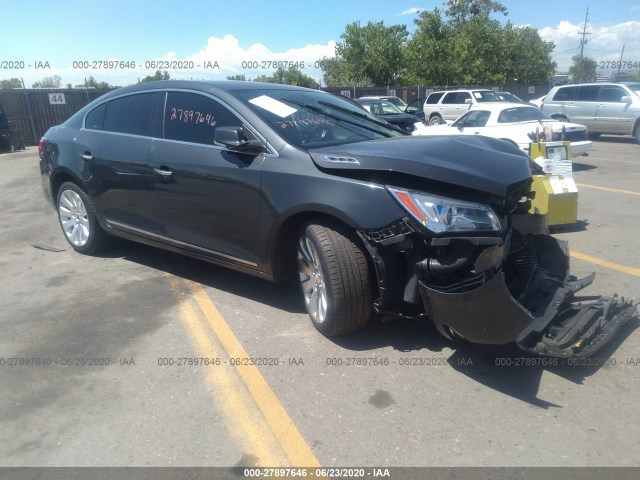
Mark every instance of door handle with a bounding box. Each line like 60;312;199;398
153;167;173;177
81;152;94;161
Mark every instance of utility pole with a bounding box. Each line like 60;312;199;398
578;7;591;82
617;44;625;76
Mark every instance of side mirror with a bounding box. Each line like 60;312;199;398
214;126;265;153
621;95;632;104
464;98;472;104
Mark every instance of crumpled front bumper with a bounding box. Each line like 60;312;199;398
418;234;636;358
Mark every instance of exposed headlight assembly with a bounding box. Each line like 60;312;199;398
388;187;502;234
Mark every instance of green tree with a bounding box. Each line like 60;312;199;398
75;76;111;88
226;74;247;81
404;2;554;86
32;75;62;88
445;0;507;22
317;57;374;87
333;21;409;86
254;67;319;88
140;70;170;82
405;8;453;85
0;78;22;89
569;55;597;82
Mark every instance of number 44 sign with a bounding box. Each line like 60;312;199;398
48;93;66;105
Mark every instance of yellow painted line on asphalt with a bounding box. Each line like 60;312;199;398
576;183;640;197
183;278;322;468
175;289;287;466
571;251;640;277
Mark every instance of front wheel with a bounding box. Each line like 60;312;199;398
57;182;108;254
297;221;372;336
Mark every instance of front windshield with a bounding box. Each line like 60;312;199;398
497;106;553;123
474;91;503;102
625;83;640;96
236;89;403;149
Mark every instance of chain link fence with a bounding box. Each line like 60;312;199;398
0;88;114;147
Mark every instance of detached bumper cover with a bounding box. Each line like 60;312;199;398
419;235;636;358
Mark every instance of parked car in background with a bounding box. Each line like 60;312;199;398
496;92;526;103
38;80;634;357
529;95;546;108
542;82;640;143
357;95;425;121
414;103;592;156
422;89;503;125
355;97;423;132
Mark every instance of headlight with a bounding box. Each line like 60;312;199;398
388;187;502;234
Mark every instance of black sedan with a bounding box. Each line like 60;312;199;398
39;80;635;357
355;97;424;133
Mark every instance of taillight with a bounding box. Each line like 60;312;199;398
38;137;47;158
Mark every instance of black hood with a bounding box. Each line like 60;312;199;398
309;136;532;197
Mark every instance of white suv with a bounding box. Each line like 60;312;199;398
542;82;640;143
422;89;503;125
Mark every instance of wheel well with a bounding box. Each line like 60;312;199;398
271;212;368;284
51;172;79;205
429;113;442;119
633;118;640;136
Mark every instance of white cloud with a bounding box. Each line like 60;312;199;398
399;7;422;15
539;20;640;72
21;35;337;87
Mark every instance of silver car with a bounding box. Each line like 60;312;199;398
542;82;640;143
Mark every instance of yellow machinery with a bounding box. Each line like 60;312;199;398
528;141;578;226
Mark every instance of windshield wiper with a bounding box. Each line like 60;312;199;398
316;100;406;130
279;97;403;136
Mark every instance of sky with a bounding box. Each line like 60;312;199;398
1;0;639;87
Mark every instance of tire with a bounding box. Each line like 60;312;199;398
297;220;372;336
429;115;444;126
634;123;640;145
56;182;108;254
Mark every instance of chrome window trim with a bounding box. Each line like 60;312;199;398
81;88;278;157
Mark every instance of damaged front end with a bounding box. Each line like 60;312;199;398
360;183;636;359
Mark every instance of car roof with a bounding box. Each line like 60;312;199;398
93;80;325;103
468;102;540;112
357;96;401;100
429;89;494;94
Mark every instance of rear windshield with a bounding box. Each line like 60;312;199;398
497;106;553;123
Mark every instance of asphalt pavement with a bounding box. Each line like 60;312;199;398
0;138;638;473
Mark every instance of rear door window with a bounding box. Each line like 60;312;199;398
575;86;600;101
441;92;457;104
85;103;106;130
103;92;164;137
164;92;243;146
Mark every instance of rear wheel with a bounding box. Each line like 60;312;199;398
429;115;444;126
57;182;108;254
297;221;372;336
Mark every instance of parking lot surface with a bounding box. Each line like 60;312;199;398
1;138;639;468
